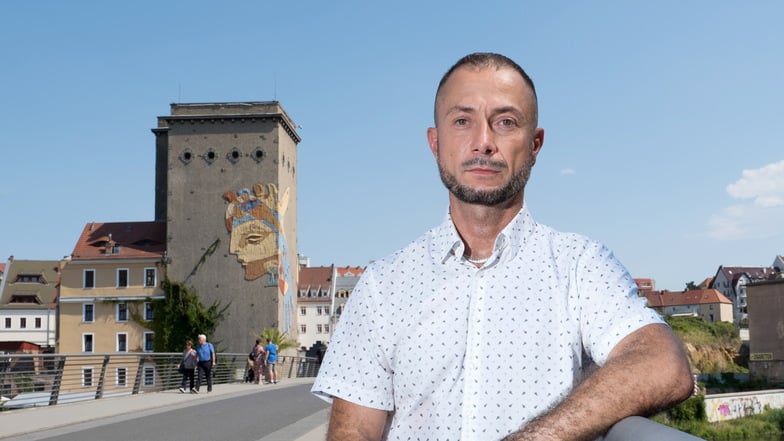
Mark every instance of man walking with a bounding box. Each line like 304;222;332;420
265;338;278;384
195;334;216;393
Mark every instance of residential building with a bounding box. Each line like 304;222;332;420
296;265;364;352
746;279;784;382
697;277;713;290
153;102;301;353
0;257;59;352
773;255;784;273
331;266;364;329
297;266;332;352
641;289;733;323
58;221;166;354
633;278;655;293
711;265;778;323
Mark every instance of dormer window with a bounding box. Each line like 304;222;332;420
10;294;41;304
14;274;45;284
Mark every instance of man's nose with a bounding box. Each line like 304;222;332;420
472;121;498;155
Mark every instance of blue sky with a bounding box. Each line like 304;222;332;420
1;1;782;290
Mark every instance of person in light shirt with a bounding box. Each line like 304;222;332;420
311;52;693;441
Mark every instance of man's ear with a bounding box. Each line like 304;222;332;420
531;128;545;163
426;127;438;158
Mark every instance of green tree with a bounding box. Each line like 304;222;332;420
144;279;228;352
685;281;699;291
253;328;299;353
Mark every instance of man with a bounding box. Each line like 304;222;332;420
195;333;216;393
311;53;693;441
265;338;279;384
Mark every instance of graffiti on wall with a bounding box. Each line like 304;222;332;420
708;396;764;421
223;183;294;332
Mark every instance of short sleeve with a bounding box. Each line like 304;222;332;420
576;242;664;365
311;269;395;410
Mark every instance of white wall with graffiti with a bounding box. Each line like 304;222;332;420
704;390;784;422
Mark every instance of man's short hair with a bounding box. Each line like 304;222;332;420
433;52;538;126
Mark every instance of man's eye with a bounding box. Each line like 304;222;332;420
455;118;468;126
498;118;516;127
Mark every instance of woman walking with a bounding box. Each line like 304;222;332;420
179;339;198;393
252;339;267;384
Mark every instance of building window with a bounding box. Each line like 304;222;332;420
324;324;329;334
300;307;306;316
117;269;129;288
82;368;94;387
317;324;323;333
143;332;154;352
300;324;306;334
83;333;94;353
20;318;26;329
117;367;127;387
324;306;330;316
35;317;42;328
144;268;157;287
117;303;128;322
83;304;95;323
117;333;128;352
317;306;323;316
143;366;155;386
144;302;154;321
84;269;95;288
4;318;10;328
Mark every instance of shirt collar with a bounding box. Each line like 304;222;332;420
433;203;537;264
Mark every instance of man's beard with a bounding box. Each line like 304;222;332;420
437;156;533;206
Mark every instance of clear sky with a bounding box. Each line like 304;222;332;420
1;1;782;291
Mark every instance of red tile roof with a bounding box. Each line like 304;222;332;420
634;278;655;292
337;266;365;277
642;289;732;308
298;266;332;288
70;221;166;260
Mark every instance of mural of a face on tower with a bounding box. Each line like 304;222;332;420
224;183;293;333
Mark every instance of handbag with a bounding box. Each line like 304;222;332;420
178;362;185;374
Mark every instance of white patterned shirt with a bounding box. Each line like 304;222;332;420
312;205;662;440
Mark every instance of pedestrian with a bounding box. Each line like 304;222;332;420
265;338;278;384
252;338;267;384
178;339;197;393
311;52;693;440
194;333;216;393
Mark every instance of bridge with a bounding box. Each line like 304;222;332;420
0;377;328;441
0;352;704;440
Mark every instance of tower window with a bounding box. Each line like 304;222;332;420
227;148;242;164
179;149;193;164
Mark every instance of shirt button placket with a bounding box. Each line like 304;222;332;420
461;269;485;440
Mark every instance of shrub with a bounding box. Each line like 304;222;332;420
668;395;707;423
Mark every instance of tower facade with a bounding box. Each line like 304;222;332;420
153;102;300;352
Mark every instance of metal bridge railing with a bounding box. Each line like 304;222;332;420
0;352;320;411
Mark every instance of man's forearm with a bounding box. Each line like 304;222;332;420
503;324;693;441
328;397;389;441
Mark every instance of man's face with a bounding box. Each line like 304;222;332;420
198;336;206;344
427;66;544;206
